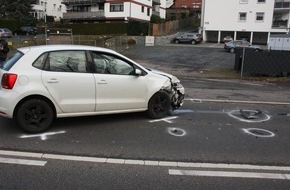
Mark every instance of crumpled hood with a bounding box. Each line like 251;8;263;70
150;69;180;83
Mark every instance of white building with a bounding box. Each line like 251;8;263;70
201;0;290;44
62;0;166;22
32;0;66;22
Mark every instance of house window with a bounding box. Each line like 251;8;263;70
181;4;187;8
239;12;247;21
110;3;124;12
240;0;248;3
257;0;265;3
141;6;144;13
256;12;264;21
147;8;150;16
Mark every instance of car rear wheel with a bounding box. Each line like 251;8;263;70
147;91;171;119
230;48;235;53
191;40;196;45
15;98;54;133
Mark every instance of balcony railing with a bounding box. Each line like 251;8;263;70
63;11;105;20
62;0;104;5
274;2;290;8
272;20;289;28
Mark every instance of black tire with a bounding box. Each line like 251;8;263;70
191;40;196;45
147;91;171;119
230;48;235;53
15;99;54;133
174;40;179;44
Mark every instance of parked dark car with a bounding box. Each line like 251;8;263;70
0;28;13;38
13;26;38;36
172;33;203;45
224;40;263;53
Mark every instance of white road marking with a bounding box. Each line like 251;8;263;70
185;98;290;105
20;131;66;140
0;157;46;166
169;169;290;180
1;150;290;171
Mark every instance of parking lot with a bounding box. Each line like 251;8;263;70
122;44;290;103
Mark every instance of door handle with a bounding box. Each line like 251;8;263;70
97;80;107;84
47;78;59;83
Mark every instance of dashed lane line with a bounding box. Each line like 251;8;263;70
185;98;290;105
169;169;290;180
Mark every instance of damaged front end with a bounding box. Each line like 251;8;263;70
170;80;185;109
159;74;185;110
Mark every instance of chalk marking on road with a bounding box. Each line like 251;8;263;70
168;169;290;180
173;109;195;113
167;127;186;137
185;98;290;105
1;150;290;172
149;116;178;123
242;128;275;138
0;157;47;166
20;131;66;140
228;110;271;123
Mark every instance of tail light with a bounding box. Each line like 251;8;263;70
1;73;18;89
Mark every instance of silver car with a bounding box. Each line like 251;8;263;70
0;28;13;38
224;40;263;53
172;33;203;45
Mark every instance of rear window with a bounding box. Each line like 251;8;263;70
0;51;23;71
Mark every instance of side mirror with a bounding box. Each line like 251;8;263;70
135;69;142;76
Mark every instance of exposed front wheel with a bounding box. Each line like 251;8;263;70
191;40;196;45
174;40;179;44
15;99;54;133
147;91;171;119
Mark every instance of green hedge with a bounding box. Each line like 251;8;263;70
1;19;149;36
53;21;149;36
0;18;22;31
53;23;127;35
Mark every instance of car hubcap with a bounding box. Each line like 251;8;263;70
25;105;47;127
152;96;167;114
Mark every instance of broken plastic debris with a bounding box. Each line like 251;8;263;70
239;109;262;119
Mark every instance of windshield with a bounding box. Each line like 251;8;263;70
1;51;23;71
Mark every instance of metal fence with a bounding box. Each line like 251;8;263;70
235;48;290;77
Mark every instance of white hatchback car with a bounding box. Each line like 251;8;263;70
0;45;185;133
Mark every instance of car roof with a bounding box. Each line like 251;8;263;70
17;45;118;54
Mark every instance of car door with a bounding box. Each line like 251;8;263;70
90;51;148;112
41;50;96;113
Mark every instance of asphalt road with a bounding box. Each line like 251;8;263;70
1;44;290;189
